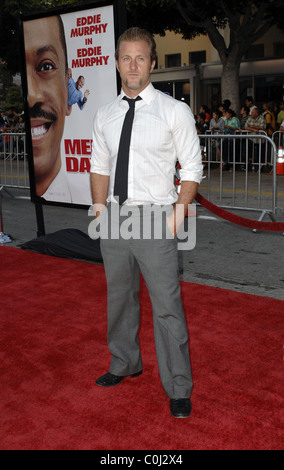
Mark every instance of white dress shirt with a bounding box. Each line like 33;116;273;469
90;82;203;205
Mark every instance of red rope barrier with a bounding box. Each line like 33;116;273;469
195;192;284;231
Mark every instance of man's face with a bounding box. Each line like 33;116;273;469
24;16;70;195
251;108;258;120
76;77;85;90
116;40;155;98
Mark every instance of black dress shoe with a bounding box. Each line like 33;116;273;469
96;370;142;387
170;398;192;418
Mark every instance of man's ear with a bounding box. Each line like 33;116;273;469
150;60;156;73
115;60;120;73
66;105;72;117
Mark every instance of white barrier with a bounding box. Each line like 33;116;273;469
0;131;283;219
198;133;279;220
0;132;30;189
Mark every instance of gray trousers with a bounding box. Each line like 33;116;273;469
99;204;193;399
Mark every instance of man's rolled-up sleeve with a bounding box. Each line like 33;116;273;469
90;108;110;176
172;103;203;184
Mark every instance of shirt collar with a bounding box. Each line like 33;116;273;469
120;82;155;105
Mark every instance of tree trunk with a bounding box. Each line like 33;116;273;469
221;59;241;116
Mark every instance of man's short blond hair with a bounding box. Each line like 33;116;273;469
115;27;157;63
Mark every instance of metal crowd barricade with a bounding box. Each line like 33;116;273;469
198;132;279;221
0;132;30;189
272;130;284;149
0;131;282;221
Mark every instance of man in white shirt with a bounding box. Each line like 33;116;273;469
245;96;257;115
90;27;203;418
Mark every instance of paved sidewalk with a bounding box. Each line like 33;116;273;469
1;187;284;300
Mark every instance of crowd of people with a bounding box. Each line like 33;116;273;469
195;97;284;135
1;97;284;167
195;97;284;170
0;108;25;132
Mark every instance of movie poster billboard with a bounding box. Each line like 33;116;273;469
21;1;118;206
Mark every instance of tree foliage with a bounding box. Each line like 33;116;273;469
4;84;23;112
0;63;14;106
126;0;284;62
0;0;84;75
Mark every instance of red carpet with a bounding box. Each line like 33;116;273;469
0;246;282;450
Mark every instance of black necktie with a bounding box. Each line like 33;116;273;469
114;96;142;204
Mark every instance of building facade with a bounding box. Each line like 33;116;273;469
151;26;284;115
